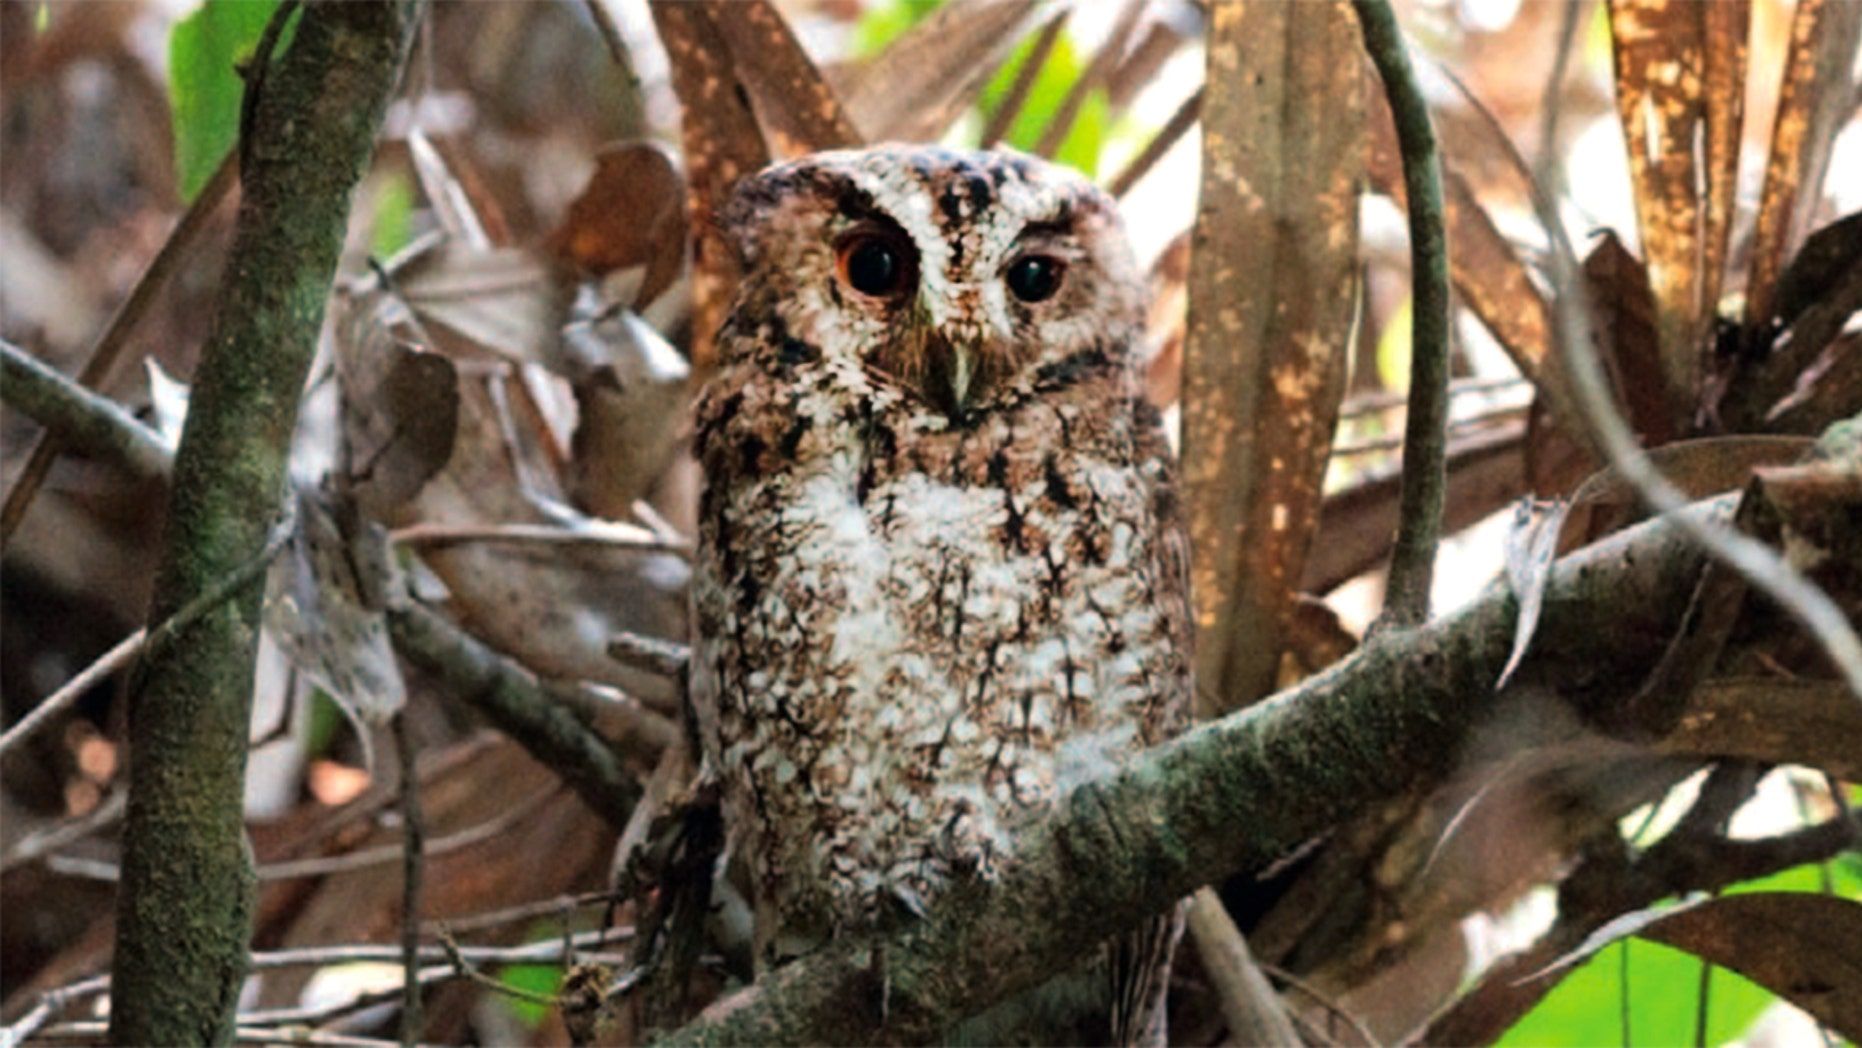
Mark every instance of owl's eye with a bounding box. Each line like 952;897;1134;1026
1006;255;1066;303
836;233;914;299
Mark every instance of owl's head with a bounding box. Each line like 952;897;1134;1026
720;145;1145;420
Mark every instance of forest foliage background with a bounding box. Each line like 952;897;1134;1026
1;0;1860;1045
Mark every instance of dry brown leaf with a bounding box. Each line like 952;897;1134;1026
650;1;771;375
704;0;859;160
1183;0;1361;714
837;0;1037;143
392;241;559;366
1606;0;1749;416
1559;433;1814;552
263;490;405;751
1581;230;1672;445
1665;677;1862;780
565;301;692;518
547;141;688;311
1744;0;1862;327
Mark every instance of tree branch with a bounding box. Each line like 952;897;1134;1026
1354;0;1452;629
387;602;645;828
107;5;420;1043
0;337;171;485
659;454;1862;1044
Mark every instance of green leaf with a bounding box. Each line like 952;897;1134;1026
851;0;945;58
371;172;415;260
168;0;282;201
1504;861;1858;1047
1500;937;1777;1047
497;963;562;1028
978;31;1107;177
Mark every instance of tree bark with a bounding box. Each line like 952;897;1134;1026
107;4;419;1044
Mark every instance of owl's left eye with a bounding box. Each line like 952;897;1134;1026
1006;254;1066;303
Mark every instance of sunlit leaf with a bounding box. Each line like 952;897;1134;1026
1744;0;1862;327
167;0;281;200
1183;0;1361;713
1606;0;1749;415
1496;498;1569;689
841;0;1035;143
978;28;1107;177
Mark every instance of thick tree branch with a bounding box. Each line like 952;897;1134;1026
1355;0;1452;629
660;465;1862;1044
107;5;420;1044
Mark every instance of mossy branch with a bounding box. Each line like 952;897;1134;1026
106;4;420;1044
1354;0;1452;629
658;448;1862;1045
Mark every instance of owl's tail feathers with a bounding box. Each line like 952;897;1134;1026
1108;900;1188;1047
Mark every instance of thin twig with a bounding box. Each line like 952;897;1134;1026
1355;0;1452;630
48;785;561;883
0;152;237;542
1186;888;1302;1046
392;714;425;1048
1109;87;1201;199
0;337;172;483
388;520;690;556
0;975;109;1048
1260;961;1382;1047
1340;375;1528;417
980;9;1069;148
606;630;691;680
438;932;568;1008
0;632;144;760
0;790;124;873
421;890;622;936
1534;0;1586;201
0;499;293;763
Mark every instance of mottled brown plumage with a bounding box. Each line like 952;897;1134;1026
692;145;1191;1043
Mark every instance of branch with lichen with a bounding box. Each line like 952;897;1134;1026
105;4;421;1043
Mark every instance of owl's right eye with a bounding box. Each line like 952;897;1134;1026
836;232;915;299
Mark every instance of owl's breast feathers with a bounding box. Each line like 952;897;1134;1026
693;338;1190;962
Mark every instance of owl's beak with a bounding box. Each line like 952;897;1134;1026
920;328;983;419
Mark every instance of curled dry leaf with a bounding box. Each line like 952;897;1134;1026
333;273;462;519
1496;497;1569;689
565;298;692;518
836;0;1037;143
334;259;688;710
1183;0;1361;713
1533;892;1862;1042
263;489;406;757
1606;0;1748;416
390;238;559;366
547;140;688;312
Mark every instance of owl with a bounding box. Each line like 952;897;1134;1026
691;145;1192;1043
